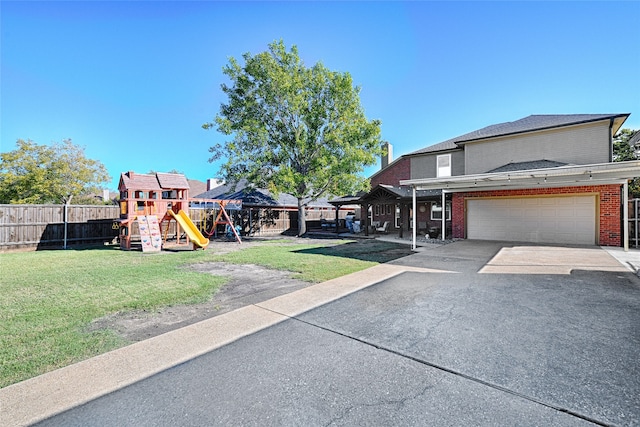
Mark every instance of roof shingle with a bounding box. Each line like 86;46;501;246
410;114;629;155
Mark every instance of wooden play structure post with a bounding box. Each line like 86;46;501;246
117;171;191;251
117;171;242;250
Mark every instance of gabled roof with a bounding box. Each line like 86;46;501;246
407;140;460;156
195;179;334;208
331;185;442;205
119;172;161;191
156;173;189;189
440;114;628;146
488;160;568;173
119;171;190;191
188;179;207;196
408;114;629;156
629;130;640;149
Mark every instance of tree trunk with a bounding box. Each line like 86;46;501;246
297;198;307;236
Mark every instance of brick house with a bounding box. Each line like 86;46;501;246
351;114;640;248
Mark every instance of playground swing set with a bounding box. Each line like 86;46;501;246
116;171;242;252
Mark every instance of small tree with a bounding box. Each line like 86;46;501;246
0;139;110;204
204;40;382;235
613;128;639;198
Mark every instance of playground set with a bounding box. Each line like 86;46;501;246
117;171;242;252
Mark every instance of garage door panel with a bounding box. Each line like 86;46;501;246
467;196;596;245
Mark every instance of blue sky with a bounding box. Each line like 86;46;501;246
2;1;639;192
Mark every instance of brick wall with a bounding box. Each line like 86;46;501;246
451;184;622;246
370;157;411;187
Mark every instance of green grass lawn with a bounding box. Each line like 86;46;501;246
0;238;401;388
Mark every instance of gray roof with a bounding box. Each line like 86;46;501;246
410;114;629;155
408;140;459;155
629;130;640;148
377;184;441;199
488;160;569;173
195;180;334;208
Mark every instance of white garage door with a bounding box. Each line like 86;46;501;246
467;195;596;245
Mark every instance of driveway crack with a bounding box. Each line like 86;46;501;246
323;383;434;426
281;312;614;427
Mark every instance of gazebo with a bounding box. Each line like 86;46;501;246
329;185;447;238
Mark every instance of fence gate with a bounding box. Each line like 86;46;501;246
630;199;639;249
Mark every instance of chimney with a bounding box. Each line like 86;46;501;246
207;178;223;191
381;142;392;169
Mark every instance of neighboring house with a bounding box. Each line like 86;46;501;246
195;179;351;235
345;114;640;247
194;179;337;212
187;179;208;199
629;130;640;158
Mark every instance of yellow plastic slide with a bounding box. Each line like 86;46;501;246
167;210;209;249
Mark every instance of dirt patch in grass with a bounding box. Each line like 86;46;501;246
86;237;414;343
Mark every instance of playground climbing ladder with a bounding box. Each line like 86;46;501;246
137;215;162;252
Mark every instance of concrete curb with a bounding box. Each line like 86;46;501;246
0;263;453;427
601;246;640;278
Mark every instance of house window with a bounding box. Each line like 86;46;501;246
375;204;380;216
395;206;401;228
386;204;391;215
437;154;451;177
431;202;451;220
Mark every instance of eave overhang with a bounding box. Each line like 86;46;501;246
400;160;640;192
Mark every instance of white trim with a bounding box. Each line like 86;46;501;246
624;181;629;252
400;160;640;192
430;201;451;221
437;153;451;177
412;186;417;250
441;191;446;241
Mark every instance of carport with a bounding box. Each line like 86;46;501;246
401;160;640;251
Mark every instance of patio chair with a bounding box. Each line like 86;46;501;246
376;221;390;234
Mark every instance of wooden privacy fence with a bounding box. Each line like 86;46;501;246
189;207;299;237
0;204;120;251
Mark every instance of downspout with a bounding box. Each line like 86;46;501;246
623;181;629;252
412;186;417;250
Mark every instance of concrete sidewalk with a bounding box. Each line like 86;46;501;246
602;246;640;277
0;263;452;427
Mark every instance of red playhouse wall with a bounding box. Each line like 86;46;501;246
451;184;622;246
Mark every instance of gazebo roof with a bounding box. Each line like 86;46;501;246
329;185;442;206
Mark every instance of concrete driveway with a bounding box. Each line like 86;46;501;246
3;241;639;426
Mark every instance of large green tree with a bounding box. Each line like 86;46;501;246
204;40;382;235
613;128;639;198
0;139;110;204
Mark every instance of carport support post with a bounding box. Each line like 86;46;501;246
412;186;417;250
441;190;446;241
624;181;629;252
